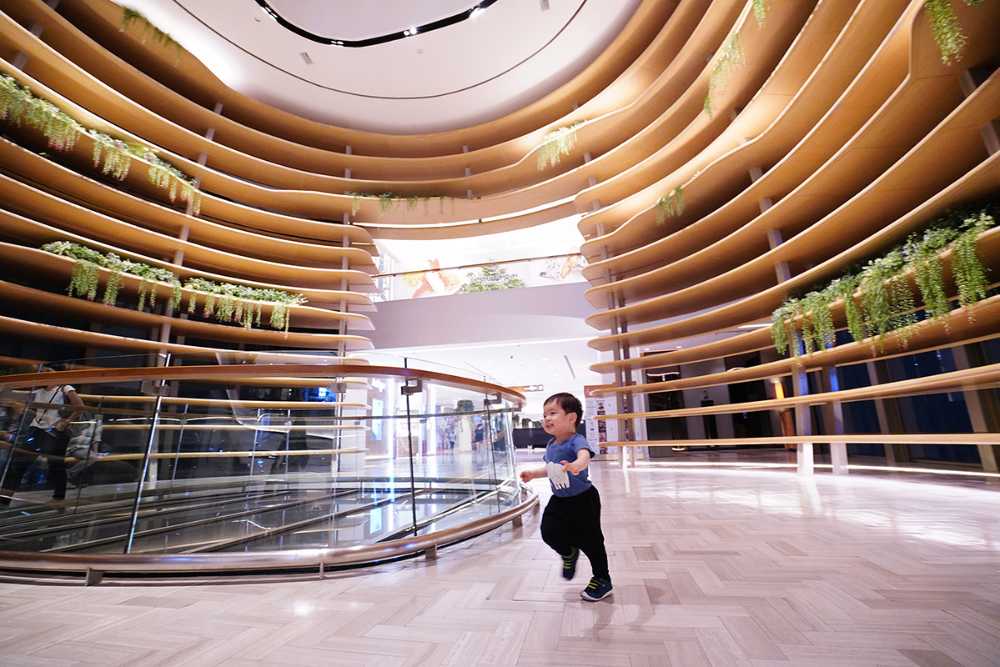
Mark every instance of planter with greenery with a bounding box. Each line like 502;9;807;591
770;208;996;357
43;241;180;313
182;277;306;332
536;122;583;171
121;8;184;60
0;74;200;213
655;187;685;224
345;192;453;216
458;265;526;293
40;242;306;332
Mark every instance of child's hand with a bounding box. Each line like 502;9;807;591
560;459;587;475
519;470;534;483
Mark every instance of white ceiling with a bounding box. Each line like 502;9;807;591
119;0;640;133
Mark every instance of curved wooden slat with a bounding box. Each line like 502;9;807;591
586;104;1000;349
0;244;374;331
0;314;366;362
0;151;374;290
0;207;375;309
575;0;815;233
581;0;904;289
595;296;1000;396
0;280;374;350
598;362;1000;420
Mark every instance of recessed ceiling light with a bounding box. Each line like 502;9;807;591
470;6;485;19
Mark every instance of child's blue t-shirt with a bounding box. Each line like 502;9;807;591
543;433;596;498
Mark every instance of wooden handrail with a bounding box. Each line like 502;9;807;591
603;434;1000;447
596;363;1000;420
0;364;526;404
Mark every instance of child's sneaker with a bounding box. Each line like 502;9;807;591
561;547;579;580
580;577;613;601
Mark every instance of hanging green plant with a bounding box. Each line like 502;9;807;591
183;277;306;331
120;8;184;60
102;269;122;306
0;75;82;151
952;211;993;314
0;74;200;211
752;0;769;25
770;207;996;357
346;193;364;217
655;187;685;224
377;192;396;213
831;275;865;344
770;302;795;357
43;241;178;309
923;0;984;65
703;32;745;117
536;122;583;171
904;226;956;324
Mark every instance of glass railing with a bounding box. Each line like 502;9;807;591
373;254;585;302
0;354;532;574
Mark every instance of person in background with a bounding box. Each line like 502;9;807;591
519;392;613;601
0;365;84;506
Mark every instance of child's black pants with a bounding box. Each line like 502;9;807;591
540;485;610;581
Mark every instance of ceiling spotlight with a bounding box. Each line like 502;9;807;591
404;26;418;36
470;6;485;19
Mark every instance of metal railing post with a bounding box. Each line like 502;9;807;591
124;353;171;553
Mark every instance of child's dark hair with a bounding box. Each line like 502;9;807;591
543;392;583;427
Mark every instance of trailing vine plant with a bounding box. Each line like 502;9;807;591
655;187;685;224
183;278;306;332
40;242;305;331
121;8;184;60
769;207;995;356
703;32;744;117
536;122;583;171
43;241;179;312
752;0;769;25
924;0;984;65
0;75;81;151
347;191;452;216
0;74;200;212
952;211;993;313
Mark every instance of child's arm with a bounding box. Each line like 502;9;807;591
519;466;547;482
560;448;591;475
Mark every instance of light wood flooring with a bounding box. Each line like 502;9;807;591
0;455;998;666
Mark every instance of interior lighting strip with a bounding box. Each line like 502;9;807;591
253;0;501;47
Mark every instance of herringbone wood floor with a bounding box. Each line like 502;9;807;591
0;456;998;666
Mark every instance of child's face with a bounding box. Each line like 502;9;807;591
543;401;576;436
